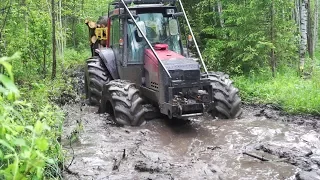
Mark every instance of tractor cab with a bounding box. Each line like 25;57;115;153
105;0;189;85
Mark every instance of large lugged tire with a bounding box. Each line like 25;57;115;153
208;72;242;119
85;56;111;105
100;80;150;126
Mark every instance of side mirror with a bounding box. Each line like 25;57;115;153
173;12;184;18
136;21;146;38
169;19;179;36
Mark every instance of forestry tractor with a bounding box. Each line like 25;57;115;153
84;0;242;126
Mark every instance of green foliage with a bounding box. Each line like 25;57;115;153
0;53;20;98
63;48;91;68
184;0;298;75
0;0;111;82
2;1;51;81
180;0;320;115
0;54;64;179
235;68;320;114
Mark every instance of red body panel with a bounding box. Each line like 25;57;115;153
144;44;184;86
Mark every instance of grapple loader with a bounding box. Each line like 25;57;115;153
84;0;242;126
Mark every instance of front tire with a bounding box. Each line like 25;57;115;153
208;72;242;119
85;56;111;105
100;80;150;126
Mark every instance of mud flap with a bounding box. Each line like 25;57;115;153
96;48;119;79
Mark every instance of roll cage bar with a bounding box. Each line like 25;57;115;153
113;0;176;6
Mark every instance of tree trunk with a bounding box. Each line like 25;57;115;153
0;1;11;37
72;0;76;48
0;1;11;55
55;0;65;64
51;0;56;79
295;0;301;32
217;1;224;28
59;0;63;58
271;0;276;77
43;48;46;78
307;0;314;68
299;0;308;75
312;0;319;71
56;0;61;57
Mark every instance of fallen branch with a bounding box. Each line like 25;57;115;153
274;158;290;162
64;165;80;177
113;149;126;170
243;152;270;162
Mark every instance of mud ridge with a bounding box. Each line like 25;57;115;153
245;104;320;131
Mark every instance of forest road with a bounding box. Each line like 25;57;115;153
61;102;320;180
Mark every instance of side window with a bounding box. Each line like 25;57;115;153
111;17;120;47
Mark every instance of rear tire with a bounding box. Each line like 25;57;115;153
100;80;151;126
208;72;242;119
85;56;111;105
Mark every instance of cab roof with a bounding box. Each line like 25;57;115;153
109;3;176;16
112;0;176;7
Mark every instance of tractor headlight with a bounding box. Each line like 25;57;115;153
166;9;175;15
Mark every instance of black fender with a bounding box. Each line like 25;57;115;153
95;48;119;80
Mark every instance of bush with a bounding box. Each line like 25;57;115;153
234;68;320;115
63;48;90;69
0;53;64;179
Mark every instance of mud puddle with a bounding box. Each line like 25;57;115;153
62;103;320;180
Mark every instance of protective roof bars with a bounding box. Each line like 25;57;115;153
114;0;176;5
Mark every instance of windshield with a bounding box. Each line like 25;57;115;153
127;13;182;64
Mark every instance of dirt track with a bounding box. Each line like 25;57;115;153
61;102;320;180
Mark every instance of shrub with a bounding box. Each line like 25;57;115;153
0;53;64;179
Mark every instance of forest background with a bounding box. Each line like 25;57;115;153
0;0;320;179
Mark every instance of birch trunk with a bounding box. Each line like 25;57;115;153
299;0;308;74
56;0;65;63
217;1;224;28
52;0;57;79
296;0;301;33
313;0;319;70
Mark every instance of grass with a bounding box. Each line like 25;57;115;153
234;68;320;115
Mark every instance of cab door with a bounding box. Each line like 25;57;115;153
109;15;121;69
113;18;145;85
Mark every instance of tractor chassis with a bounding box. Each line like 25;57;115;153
142;77;213;119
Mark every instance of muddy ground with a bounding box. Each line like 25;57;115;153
61;69;320;180
61;102;320;180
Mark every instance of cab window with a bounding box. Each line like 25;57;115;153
111;16;120;47
127;13;182;64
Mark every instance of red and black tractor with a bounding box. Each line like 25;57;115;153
84;0;242;126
